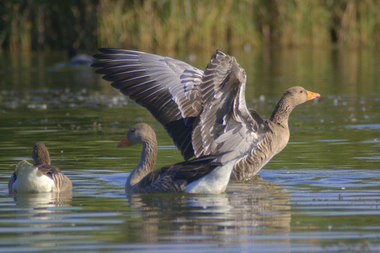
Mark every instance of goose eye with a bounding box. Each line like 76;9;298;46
130;128;135;133
300;90;303;93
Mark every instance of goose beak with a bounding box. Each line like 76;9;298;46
306;90;320;101
116;135;131;148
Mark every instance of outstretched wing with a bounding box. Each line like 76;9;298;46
92;49;204;160
133;155;222;193
193;50;270;164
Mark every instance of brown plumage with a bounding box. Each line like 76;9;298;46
93;50;320;180
32;142;51;165
8;143;72;193
117;123;231;194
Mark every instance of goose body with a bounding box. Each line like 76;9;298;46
8;143;72;193
68;47;94;67
9;161;56;193
93;50;320;180
117;123;234;194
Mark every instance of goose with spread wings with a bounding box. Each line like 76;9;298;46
92;50;320;180
8;143;73;193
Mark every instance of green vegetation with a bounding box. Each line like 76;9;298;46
2;0;380;53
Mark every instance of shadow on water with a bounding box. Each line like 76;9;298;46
0;48;379;252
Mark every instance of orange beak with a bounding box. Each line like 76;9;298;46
116;135;130;148
306;90;320;101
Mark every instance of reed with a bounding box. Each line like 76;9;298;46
97;0;261;53
2;0;380;52
357;0;380;47
9;3;33;52
272;0;331;47
0;0;97;52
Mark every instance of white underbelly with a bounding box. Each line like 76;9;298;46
185;159;236;194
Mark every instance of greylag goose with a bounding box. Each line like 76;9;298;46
92;50;320;180
117;123;235;194
8;143;72;193
68;47;94;67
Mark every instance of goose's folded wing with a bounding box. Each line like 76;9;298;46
134;155;222;193
37;164;61;178
193;50;270;163
8;172;16;194
92;49;204;160
37;165;72;191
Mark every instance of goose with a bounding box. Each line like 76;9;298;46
68;47;94;67
92;50;320;180
8;143;73;193
117;123;235;194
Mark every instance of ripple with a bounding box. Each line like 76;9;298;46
345;124;380;130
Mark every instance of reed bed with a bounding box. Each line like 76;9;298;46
2;0;380;53
97;0;261;54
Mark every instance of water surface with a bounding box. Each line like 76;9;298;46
0;48;379;252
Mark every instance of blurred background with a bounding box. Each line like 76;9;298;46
2;0;380;54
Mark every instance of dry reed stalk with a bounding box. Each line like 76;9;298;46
339;0;359;47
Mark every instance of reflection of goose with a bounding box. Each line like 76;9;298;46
8;143;72;193
125;176;291;243
92;50;320;180
117;123;236;194
12;192;72;208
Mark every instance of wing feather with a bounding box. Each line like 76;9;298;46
93;49;204;160
132;155;222;193
193;50;268;164
94;49;271;175
37;165;72;192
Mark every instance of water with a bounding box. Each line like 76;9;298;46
0;48;380;252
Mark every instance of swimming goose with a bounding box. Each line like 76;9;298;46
68;47;94;67
92;50;320;180
8;143;72;193
117;123;235;194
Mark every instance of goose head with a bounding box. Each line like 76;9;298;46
32;143;51;165
283;86;320;107
116;123;156;148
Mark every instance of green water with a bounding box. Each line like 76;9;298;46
0;48;379;252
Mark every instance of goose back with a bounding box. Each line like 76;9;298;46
130;155;222;194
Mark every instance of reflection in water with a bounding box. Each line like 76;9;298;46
11;192;72;208
126;176;291;244
5;192;73;248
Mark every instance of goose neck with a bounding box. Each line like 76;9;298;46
269;96;294;128
126;138;157;189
